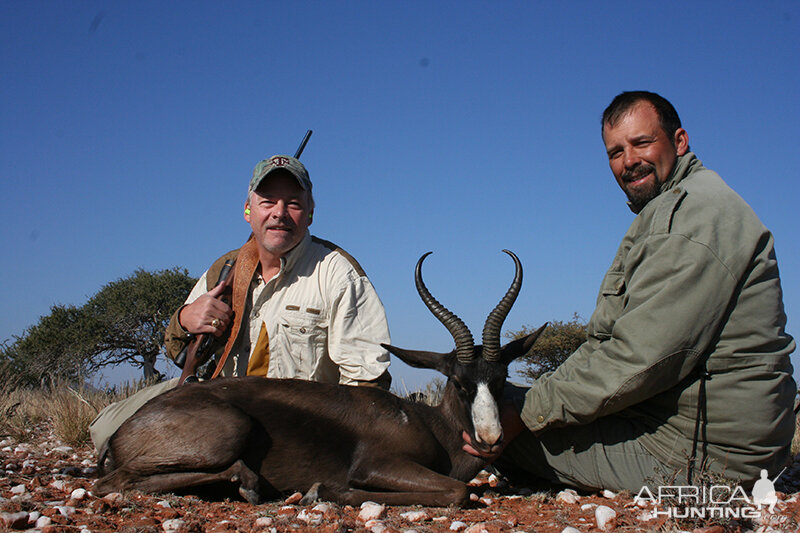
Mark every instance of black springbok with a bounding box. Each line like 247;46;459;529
93;250;545;507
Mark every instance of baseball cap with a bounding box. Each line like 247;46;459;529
249;155;312;194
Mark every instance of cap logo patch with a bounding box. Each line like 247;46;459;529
270;156;290;167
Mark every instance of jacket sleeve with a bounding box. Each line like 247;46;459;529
327;275;392;389
521;233;739;432
163;272;210;361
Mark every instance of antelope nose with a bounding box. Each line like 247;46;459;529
475;427;503;448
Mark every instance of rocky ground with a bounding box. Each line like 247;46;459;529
2;423;800;533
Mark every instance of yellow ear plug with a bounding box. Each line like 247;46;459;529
245;208;251;215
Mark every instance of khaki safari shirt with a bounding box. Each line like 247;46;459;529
165;233;391;387
521;152;796;483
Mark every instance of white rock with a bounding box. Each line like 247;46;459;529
50;479;68;491
70;488;87;500
102;492;124;503
297;509;322;525
163;518;185;532
637;510;655;522
55;505;76;517
359;501;386;521
465;524;491;533
601;489;616;499
594;505;617;530
254;516;274;527
0;511;29;529
401;510;429;522
52;445;74;454
450;521;468;531
556;489;579;504
10;484;26;495
156;500;171;508
479;496;494;505
312;502;332;514
580;503;596;511
14;444;31;454
561;528;583;533
36;515;53;528
364;519;388;533
0;438;13;447
28;511;41;522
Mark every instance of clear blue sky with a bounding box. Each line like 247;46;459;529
2;2;798;390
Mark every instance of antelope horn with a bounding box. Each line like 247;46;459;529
415;252;476;364
481;250;523;361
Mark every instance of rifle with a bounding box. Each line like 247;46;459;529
295;129;312;158
173;130;313;384
176;259;234;384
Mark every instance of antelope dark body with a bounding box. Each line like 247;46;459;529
93;251;545;507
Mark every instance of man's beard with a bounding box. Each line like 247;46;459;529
622;164;661;212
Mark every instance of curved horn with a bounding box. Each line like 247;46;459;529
415;252;476;364
481;249;523;361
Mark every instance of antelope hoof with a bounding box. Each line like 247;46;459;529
239;486;261;505
300;482;322;505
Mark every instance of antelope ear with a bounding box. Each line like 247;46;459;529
499;323;548;365
381;344;454;374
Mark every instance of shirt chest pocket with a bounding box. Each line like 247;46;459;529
589;269;627;340
275;314;329;379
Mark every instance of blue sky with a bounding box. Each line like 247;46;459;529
2;2;798;390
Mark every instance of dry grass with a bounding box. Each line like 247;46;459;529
394;377;447;406
0;379;149;448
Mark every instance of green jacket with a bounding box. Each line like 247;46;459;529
521;152;796;483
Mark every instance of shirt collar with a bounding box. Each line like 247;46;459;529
277;231;311;276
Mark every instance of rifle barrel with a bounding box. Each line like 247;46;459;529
294;130;313;158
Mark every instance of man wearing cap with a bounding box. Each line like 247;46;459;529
89;155;392;451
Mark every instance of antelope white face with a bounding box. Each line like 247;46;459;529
470;382;503;447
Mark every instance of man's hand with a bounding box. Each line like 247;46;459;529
178;280;232;337
462;402;527;459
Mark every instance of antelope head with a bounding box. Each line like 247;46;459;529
383;250;546;455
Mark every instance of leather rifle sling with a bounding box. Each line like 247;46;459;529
211;237;260;379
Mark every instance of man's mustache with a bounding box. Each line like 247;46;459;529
622;164;656;183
